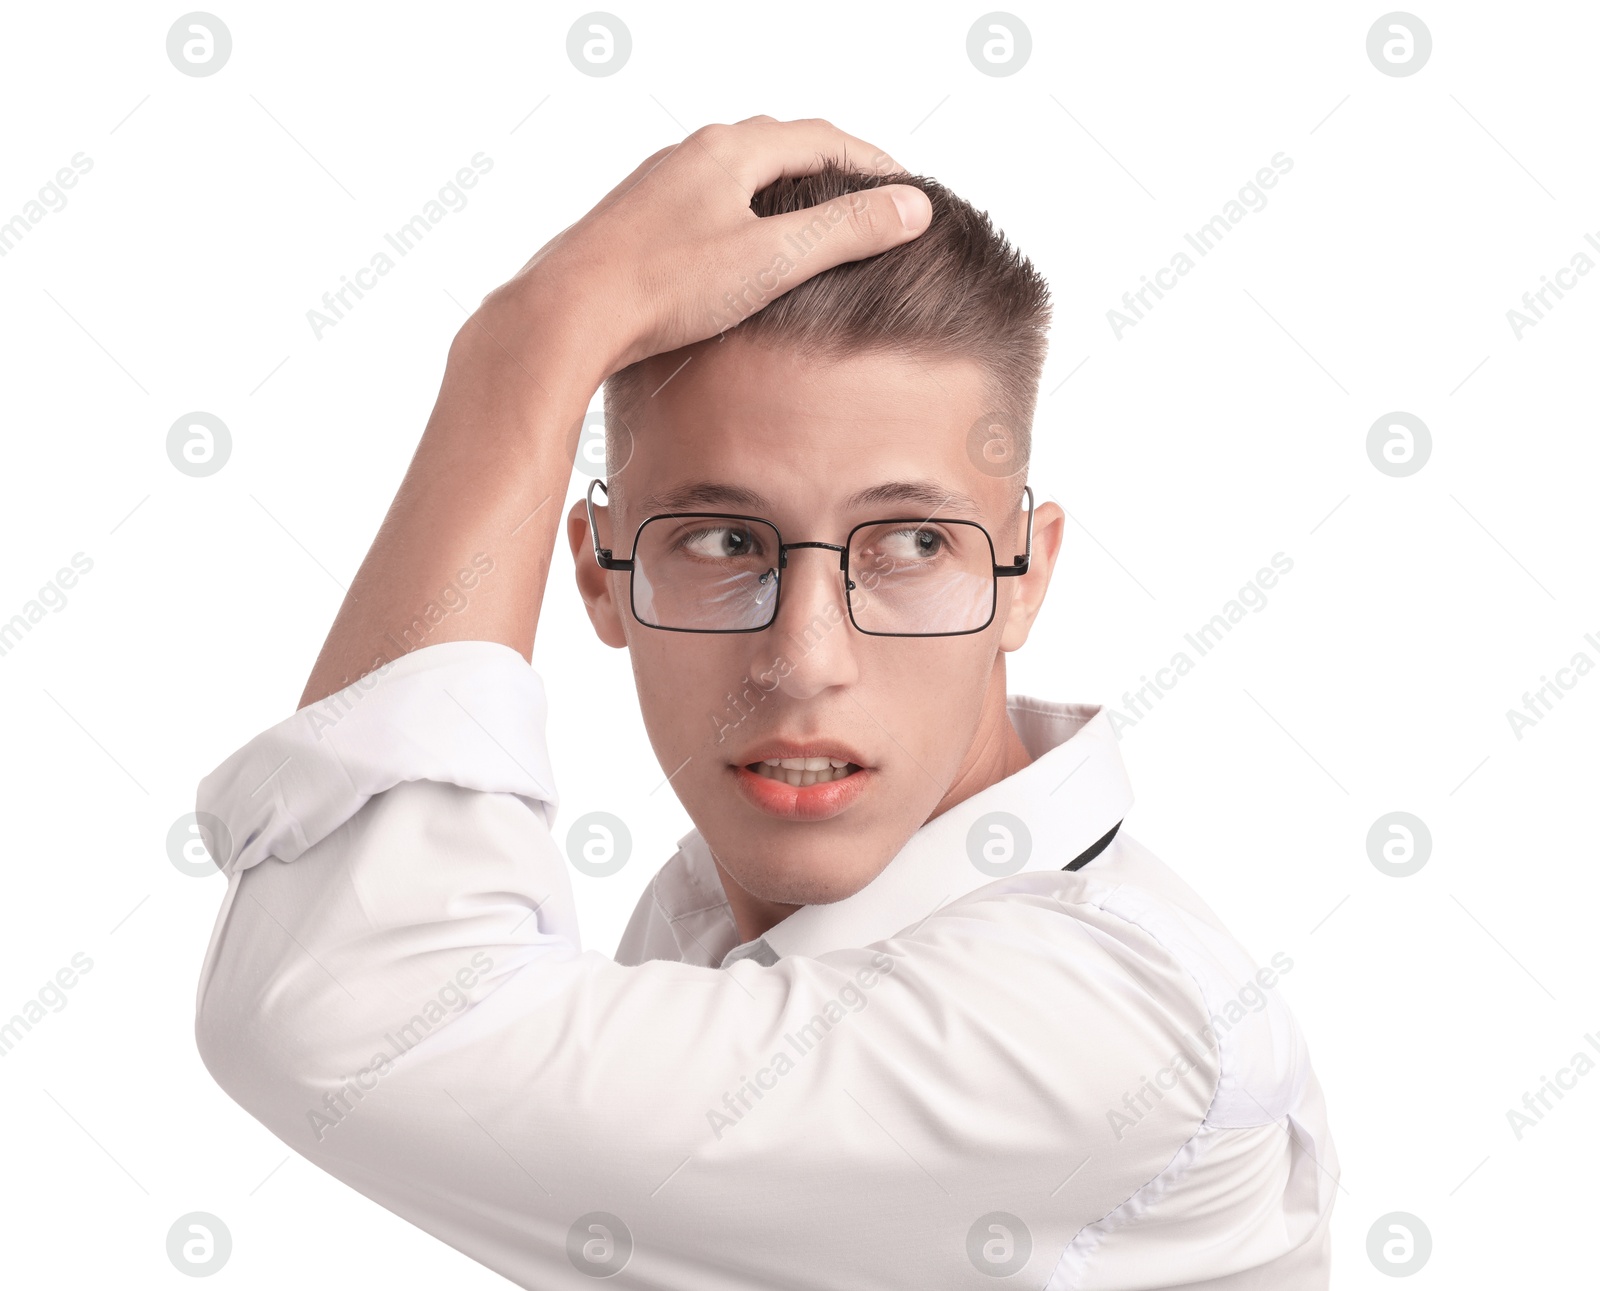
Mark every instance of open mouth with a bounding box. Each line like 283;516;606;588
744;757;863;787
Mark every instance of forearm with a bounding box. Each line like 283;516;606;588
297;282;610;711
293;118;928;714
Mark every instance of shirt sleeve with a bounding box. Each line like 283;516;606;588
192;641;1221;1291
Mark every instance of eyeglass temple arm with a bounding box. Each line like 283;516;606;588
585;478;635;571
993;484;1034;578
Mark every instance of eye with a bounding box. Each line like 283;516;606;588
876;526;947;561
678;524;764;561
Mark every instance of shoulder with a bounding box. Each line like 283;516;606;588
947;835;1311;1132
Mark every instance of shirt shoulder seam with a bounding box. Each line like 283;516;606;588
1042;879;1233;1284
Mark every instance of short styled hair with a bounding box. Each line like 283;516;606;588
602;157;1052;501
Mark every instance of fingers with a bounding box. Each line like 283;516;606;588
611;118;900;221
699;117;907;191
747;183;932;286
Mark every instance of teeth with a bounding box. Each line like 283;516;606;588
749;759;859;787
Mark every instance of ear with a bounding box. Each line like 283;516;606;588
998;499;1065;653
567;496;629;649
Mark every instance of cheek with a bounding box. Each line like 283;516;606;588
877;647;991;737
632;641;755;752
908;639;993;692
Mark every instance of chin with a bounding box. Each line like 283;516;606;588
737;859;880;908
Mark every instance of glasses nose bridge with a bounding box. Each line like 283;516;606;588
776;539;848;573
773;540;856;615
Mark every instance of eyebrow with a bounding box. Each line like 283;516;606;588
632;479;986;521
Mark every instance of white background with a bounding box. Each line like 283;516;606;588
1;0;1595;1285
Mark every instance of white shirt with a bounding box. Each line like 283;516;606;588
193;639;1338;1289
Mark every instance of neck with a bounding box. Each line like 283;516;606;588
926;665;1034;821
715;862;801;949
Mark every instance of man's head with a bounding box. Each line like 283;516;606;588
602;159;1051;501
568;160;1066;935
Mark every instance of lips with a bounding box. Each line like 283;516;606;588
728;737;875;821
731;760;873;822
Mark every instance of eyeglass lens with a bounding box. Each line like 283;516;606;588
629;515;996;635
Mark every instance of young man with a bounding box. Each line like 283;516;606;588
194;117;1338;1287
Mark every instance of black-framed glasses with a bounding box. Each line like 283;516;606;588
584;478;1034;637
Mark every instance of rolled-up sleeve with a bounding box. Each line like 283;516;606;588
193;641;1220;1290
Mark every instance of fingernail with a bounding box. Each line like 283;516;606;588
890;187;931;233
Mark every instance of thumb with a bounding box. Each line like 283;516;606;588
758;183;933;281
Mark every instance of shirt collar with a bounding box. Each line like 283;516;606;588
653;695;1133;968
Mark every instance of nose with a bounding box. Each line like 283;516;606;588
757;545;858;699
